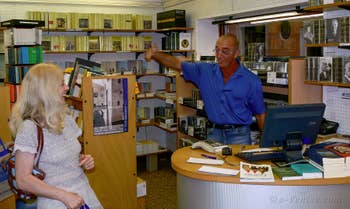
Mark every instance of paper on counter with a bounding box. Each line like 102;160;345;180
187;157;224;165
198;165;239;176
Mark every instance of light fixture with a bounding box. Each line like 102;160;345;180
250;13;323;24
224;6;322;25
225;11;300;24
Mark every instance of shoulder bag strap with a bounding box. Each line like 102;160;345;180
34;125;44;168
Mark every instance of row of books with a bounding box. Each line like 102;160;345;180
308;0;347;7
161;32;192;50
28;11;153;30
305;56;350;83
272;162;323;181
7;66;30;84
3;28;42;47
5;83;21;103
178;115;208;140
101;60;147;75
303;17;350;45
7;46;43;65
243;61;289;86
246;42;264;62
42;35;153;52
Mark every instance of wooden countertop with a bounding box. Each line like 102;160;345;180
171;146;350;186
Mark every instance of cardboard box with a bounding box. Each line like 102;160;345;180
137;177;147;198
157;10;186;29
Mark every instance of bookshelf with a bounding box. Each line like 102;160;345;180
303;2;350;88
2;27;43;105
303;1;350;136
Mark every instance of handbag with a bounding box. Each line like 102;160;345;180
7;123;46;201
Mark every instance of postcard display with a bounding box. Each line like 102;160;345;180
81;75;137;209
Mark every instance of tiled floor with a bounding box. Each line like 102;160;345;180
137;153;177;209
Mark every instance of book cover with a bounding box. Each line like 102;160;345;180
342;57;350;83
325;143;350;157
179;32;191;50
326;18;340;43
272;166;303;180
65;36;76;51
307;141;342;166
103;14;114;29
291;163;323;179
318;56;333;81
112;36;122;51
303;20;314;44
240;162;274;182
89;36;100;51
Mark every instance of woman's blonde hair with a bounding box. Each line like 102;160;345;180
9;63;68;136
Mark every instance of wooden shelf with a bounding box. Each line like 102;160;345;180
44;49;194;54
305;43;350;49
153;122;177;133
64;95;82;110
304;2;350;12
136;72;176;78
305;80;350;87
262;85;288;95
42;27;193;33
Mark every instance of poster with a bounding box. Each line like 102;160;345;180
92;78;128;135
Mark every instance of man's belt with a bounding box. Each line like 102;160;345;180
213;124;245;129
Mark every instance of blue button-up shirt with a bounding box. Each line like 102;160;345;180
181;60;265;125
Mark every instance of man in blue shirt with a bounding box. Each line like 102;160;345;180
145;34;266;145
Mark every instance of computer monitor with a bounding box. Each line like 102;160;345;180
260;103;326;148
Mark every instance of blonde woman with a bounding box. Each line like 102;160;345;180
9;63;103;209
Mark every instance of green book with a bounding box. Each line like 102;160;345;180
291;163;323;179
272;166;303;181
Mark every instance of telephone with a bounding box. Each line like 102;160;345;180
318;118;339;135
191;140;228;153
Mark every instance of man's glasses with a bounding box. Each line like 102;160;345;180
212;48;236;56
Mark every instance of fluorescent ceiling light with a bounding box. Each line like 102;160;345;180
250;13;323;24
225;11;299;24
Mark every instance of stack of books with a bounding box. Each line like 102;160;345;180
307;139;350;178
272;162;323;180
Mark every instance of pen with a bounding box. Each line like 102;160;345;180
201;154;217;159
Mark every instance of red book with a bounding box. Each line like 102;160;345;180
325;143;350;157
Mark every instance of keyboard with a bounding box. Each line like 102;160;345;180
235;150;284;163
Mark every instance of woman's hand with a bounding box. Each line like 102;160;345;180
79;154;95;170
62;191;84;209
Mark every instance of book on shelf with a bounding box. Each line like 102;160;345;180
64;36;76;51
88;36;100;51
240;162;275;182
272;166;303;181
103;14;114;29
68;58;102;97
